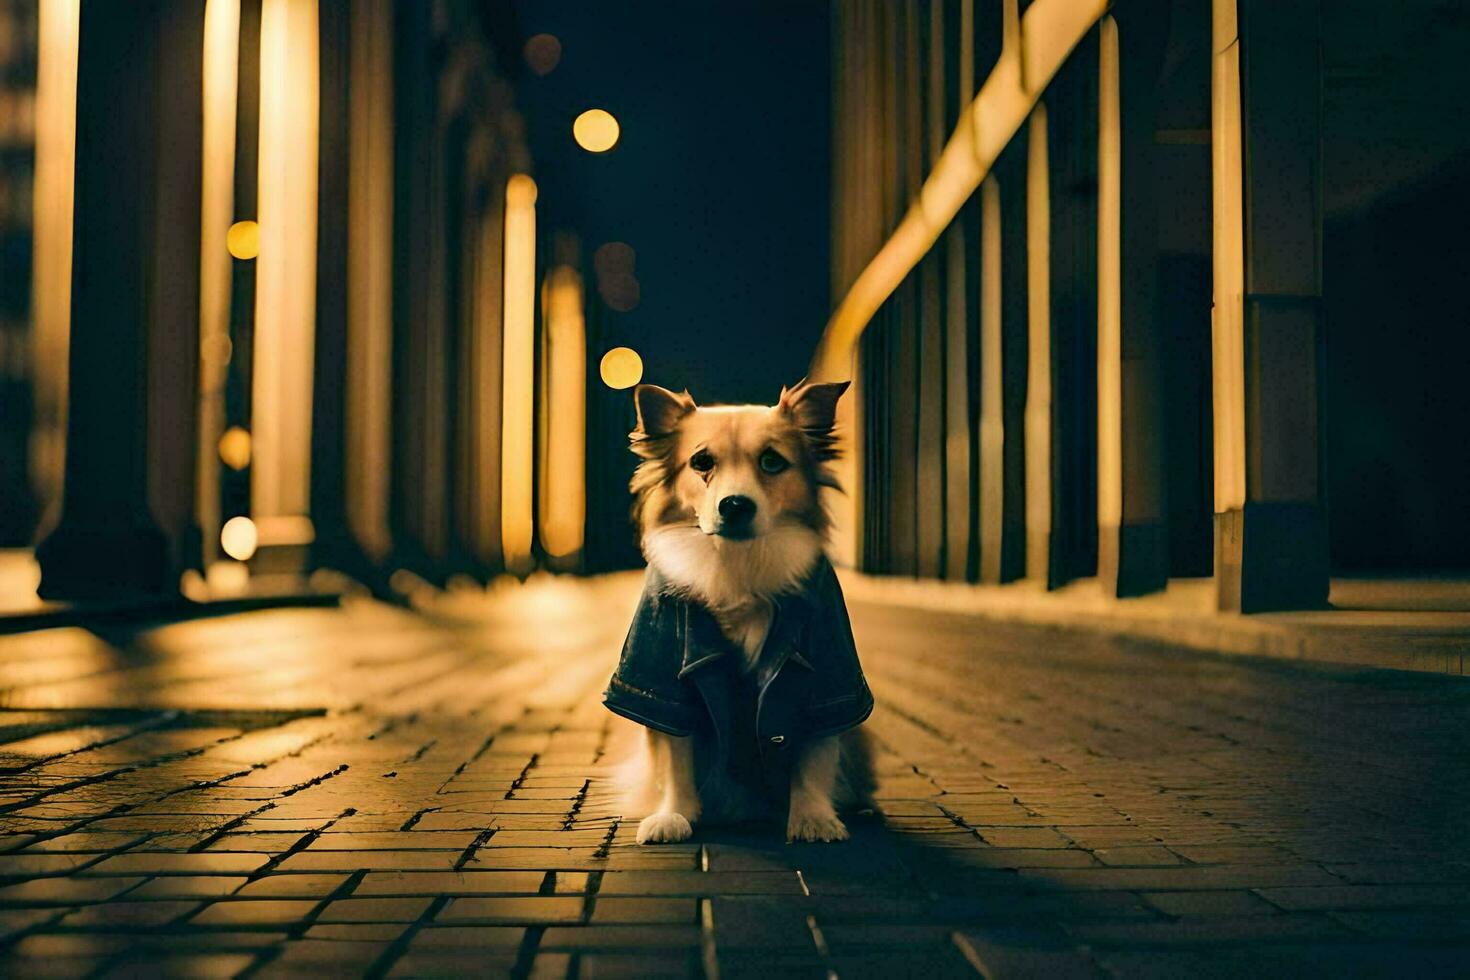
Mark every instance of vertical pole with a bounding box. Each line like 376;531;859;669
28;0;79;539
472;187;506;569
977;175;1005;583
198;0;241;569
253;0;320;562
1024;102;1053;585
942;0;975;581
345;0;394;564
308;0;353;573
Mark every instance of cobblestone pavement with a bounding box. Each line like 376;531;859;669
1;573;1469;978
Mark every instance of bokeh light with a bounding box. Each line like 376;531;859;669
226;219;260;259
218;426;252;470
593;241;640;311
598;273;641;312
523;34;561;76
573;109;620;153
600;347;643;389
593;241;636;278
220;516;258;561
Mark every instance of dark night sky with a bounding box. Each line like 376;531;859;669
511;1;832;408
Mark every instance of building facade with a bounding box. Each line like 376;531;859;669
820;0;1470;611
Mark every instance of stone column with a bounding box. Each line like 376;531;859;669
36;0;204;599
1097;7;1172;598
1212;0;1327;612
308;0;359;574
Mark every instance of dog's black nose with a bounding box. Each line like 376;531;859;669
718;495;756;524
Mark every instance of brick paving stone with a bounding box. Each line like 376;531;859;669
1092;846;1187;867
304;831;478;851
539;924;702;950
315;897;433;922
101;952;257;978
410;925;527;947
202;832;308;852
1139;889;1281;917
254;938;390;973
597;872;805;896
233;874;350;898
573;952;702;978
590;897;700;924
126;876;248;899
274;850;466;873
189;898;323;927
386;951;520;977
435;895;585;924
0;875;144;905
59;900;201;928
21;833;147;853
354;870;546;896
0;852;104;876
81;852;268;876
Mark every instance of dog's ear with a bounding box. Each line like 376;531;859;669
633;384;696;439
778;378;850;459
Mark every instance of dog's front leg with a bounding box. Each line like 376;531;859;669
786;735;849;842
636;729;700;844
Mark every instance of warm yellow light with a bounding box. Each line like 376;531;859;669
1097;16;1122;530
599;347;643;390
227;219;259;259
253;0;319;533
220;516;258;561
199;0;240;569
573;109;620;153
501;174;537;573
30;0;80;527
218;426;252;470
539;266;586;561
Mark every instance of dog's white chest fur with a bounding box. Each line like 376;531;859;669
643;523;822;673
713;600;773;672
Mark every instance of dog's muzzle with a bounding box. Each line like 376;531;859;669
714;494;757;539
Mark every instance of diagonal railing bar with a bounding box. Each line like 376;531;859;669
810;0;1109;381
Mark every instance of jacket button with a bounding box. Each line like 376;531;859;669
769;735;785;744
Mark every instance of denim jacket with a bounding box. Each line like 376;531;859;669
603;555;873;768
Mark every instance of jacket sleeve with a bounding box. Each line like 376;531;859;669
802;561;875;738
602;571;703;736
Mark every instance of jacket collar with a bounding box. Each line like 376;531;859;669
665;570;819;680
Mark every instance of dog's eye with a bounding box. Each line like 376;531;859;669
759;449;789;475
689;450;715;473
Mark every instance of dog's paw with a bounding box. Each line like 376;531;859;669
786;810;850;843
636;811;694;845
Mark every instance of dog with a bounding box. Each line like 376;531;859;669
602;379;875;844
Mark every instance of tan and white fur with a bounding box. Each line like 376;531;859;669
623;380;868;844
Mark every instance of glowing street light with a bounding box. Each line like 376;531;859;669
573;109;619;153
227;219;259;259
218;426;252;470
600;347;643;390
220;516;258;561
